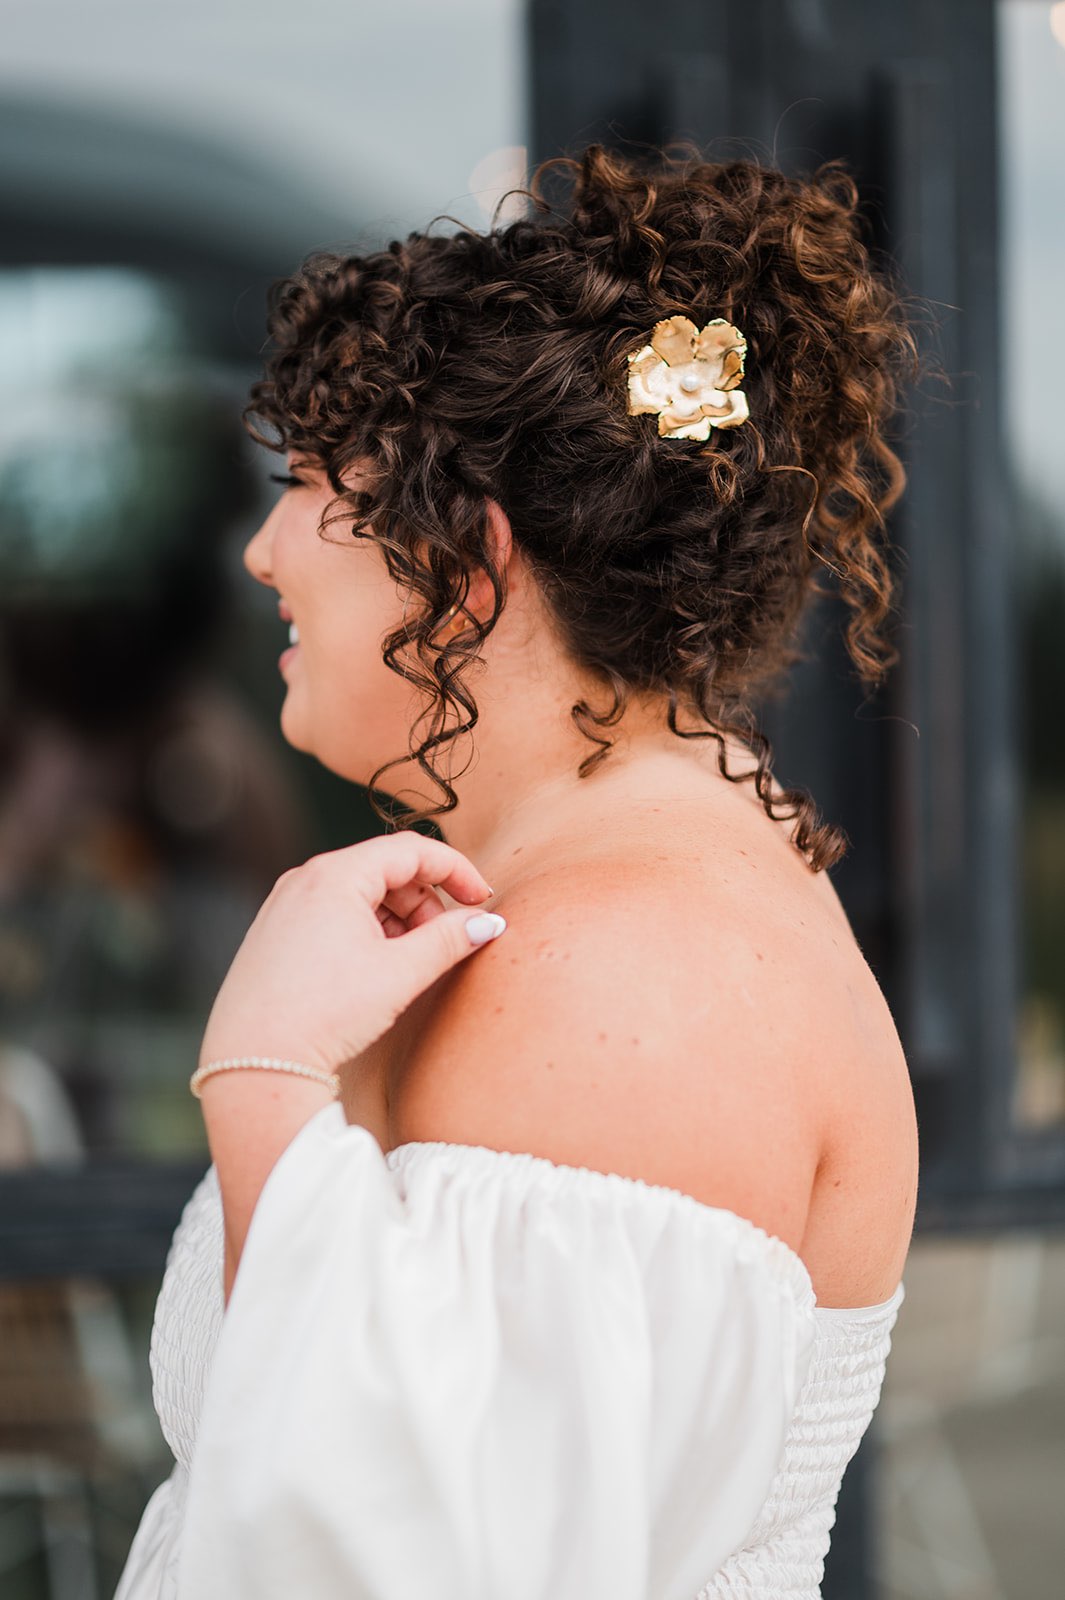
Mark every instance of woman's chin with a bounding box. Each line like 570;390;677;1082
278;691;311;752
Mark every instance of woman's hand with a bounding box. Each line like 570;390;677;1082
195;829;505;1302
198;829;502;1077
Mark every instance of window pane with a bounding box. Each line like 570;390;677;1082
877;1229;1065;1597
0;266;305;1161
997;0;1065;1131
0;1274;170;1598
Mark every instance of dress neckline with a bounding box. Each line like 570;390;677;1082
381;1130;905;1324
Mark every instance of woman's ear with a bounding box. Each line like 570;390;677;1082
467;497;514;618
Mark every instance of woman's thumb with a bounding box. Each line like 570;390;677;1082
395;907;508;995
461;911;508;948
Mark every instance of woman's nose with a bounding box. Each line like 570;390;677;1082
242;514;274;586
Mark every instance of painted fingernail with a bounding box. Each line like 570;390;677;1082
465;912;507;946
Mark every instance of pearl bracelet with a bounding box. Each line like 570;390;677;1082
190;1056;341;1099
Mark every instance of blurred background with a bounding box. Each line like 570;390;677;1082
0;1;1062;1596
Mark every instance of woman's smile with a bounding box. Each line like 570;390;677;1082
277;596;300;671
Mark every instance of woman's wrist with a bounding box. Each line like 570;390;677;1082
196;1067;338;1304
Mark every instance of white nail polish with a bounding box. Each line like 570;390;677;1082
465;912;507;946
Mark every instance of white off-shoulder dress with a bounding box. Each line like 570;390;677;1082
114;1101;905;1600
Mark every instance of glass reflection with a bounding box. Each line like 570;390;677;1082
0;266;310;1163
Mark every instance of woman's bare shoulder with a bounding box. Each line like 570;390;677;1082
384;830;863;1258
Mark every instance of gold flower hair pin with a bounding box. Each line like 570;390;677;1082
626;315;749;440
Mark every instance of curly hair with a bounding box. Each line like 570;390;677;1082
242;142;922;871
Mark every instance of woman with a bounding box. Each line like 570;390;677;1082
116;144;920;1599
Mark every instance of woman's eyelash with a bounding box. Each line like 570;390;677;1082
269;472;305;489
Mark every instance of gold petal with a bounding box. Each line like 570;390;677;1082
694;321;747;389
718;346;745;391
705;389;749;429
660;412;713;441
693;318;744;355
626;353;667;415
627;382;661;416
649;316;699;369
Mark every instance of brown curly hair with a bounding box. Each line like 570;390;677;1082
242;142;921;871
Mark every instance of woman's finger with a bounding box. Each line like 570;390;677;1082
379;879;448;927
338;830;493;908
379;886;455;936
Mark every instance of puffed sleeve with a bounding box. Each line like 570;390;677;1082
113;1463;186;1600
175;1102;816;1600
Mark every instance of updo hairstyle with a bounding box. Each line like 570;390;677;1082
243;142;920;870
